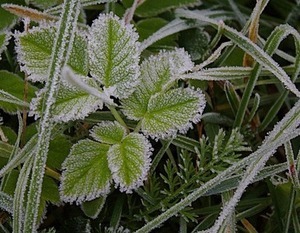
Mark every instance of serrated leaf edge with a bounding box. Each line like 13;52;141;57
108;133;152;193
60;139;112;204
142;87;206;139
90;120;126;144
88;13;141;99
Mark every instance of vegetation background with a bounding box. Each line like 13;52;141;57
0;0;300;232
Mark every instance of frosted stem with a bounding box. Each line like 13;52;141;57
23;0;81;232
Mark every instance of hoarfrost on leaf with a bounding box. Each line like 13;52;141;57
90;121;126;144
88;13;140;99
122;48;194;121
142;88;206;138
108;133;152;193
29;76;104;122
60;139;112;204
61;66;115;106
15;24;88;82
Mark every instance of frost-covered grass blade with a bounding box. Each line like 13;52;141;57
176;9;300;98
23;0;81;231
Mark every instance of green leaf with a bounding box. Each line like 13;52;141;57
60;139;111;204
88;14;140;98
41;176;60;205
91;121;126;144
135;0;200;17
81;195;107;219
47;135;72;170
122;48;194;120
16;25;88;82
0;31;10;60
30;77;103;122
0;70;37;113
142;88;206;138
108;133;152;193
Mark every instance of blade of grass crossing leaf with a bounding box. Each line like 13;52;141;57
135;135;296;232
176;9;300;98
23;0;81;232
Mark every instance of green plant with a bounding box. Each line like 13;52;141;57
0;0;299;232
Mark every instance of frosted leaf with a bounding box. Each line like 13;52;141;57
90;121;126;144
108;133;152;193
142;88;206;138
122;48;194;120
0;31;10;61
30;77;103;122
60;139;111;204
62;66;115;106
88;14;140;99
139;48;193;94
0;90;29;111
15;25;88;82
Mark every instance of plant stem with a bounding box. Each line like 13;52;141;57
109;106;129;132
